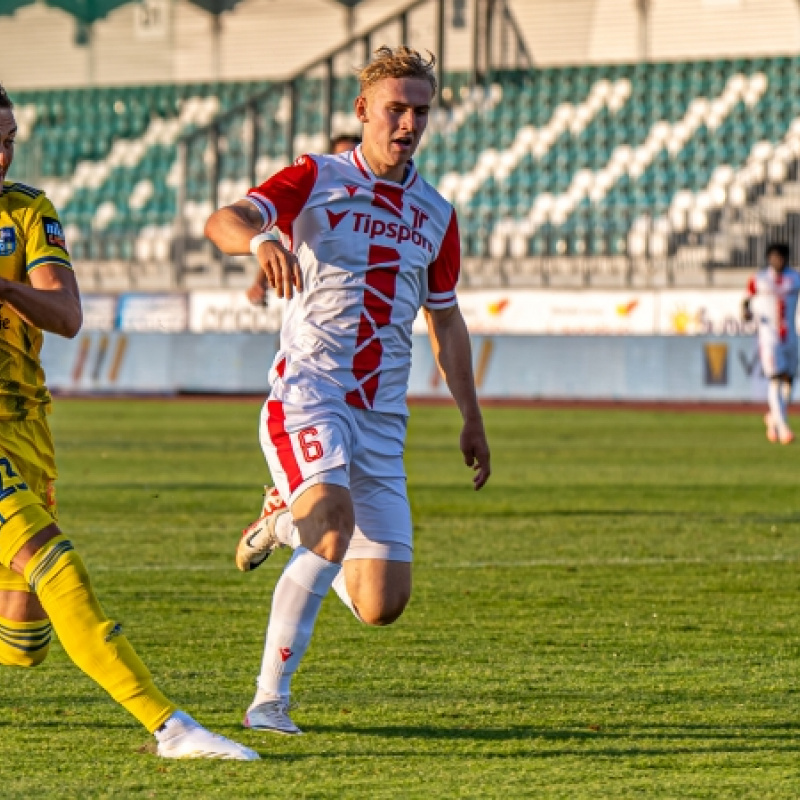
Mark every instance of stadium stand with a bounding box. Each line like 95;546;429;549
7;0;800;289
13;55;800;290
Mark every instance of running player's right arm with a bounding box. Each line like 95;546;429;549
743;276;756;322
205;200;302;300
205;155;319;301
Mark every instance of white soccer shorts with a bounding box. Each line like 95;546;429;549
760;340;799;379
259;394;412;562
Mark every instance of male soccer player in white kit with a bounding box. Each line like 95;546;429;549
205;46;491;734
743;242;800;444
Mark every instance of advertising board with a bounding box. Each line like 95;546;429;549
116;293;188;333
82;294;117;331
189;290;283;333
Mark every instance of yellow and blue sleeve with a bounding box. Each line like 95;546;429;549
24;195;73;275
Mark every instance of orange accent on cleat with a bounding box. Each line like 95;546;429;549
780;429;795;445
235;486;289;572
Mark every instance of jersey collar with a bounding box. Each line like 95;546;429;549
351;144;417;189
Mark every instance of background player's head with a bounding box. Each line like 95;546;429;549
330;134;361;155
767;243;790;272
0;83;15;185
355;45;436;182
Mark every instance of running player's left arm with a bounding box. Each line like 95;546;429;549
424;209;490;490
425;305;491;490
0;197;81;338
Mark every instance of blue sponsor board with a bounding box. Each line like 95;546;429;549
116;293;188;332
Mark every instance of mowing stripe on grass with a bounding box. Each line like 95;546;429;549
90;553;800;573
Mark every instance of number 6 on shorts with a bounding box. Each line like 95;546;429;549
297;428;324;463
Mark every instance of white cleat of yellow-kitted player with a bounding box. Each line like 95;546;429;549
155;711;260;759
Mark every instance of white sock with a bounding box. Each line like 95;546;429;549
273;518;360;620
154;710;198;742
331;569;364;622
780;380;793;411
252;547;340;705
275;513;301;549
768;378;789;434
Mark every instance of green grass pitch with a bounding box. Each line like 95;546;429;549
2;400;800;798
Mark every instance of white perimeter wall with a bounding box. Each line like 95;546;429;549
41;331;769;402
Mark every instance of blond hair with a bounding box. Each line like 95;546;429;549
358;45;437;96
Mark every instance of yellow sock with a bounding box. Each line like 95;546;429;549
0;616;51;667
24;535;177;733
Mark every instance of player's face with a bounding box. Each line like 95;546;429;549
357;77;432;182
0;108;16;184
769;251;787;272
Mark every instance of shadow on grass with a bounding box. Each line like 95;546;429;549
418;508;800;523
302;721;800;744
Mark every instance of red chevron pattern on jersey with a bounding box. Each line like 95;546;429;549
346;244;401;409
243;145;460;415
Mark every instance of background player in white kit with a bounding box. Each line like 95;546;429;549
743;242;800;444
205;46;491;735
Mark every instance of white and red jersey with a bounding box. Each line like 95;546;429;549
244;145;460;415
746;267;800;350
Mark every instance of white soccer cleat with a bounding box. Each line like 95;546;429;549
236;485;289;572
243;699;303;735
765;413;779;443
156;713;260;760
780;427;795;445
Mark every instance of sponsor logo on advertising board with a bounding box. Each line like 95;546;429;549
412;289;771;336
414;290;656;335
188;291;283;333
82;295;118;332
703;342;729;386
70;333;129;385
117;293;188;333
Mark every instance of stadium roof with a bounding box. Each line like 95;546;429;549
0;0;246;20
45;0;130;23
0;0;35;17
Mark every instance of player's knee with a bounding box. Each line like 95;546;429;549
5;518;61;575
354;592;410;627
0;619;52;667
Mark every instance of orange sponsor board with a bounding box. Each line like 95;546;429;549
412;289;773;336
657;290;757;336
413;290;657;335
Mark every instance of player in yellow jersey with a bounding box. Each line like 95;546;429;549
0;83;258;760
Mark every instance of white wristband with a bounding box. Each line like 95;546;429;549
250;230;280;256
